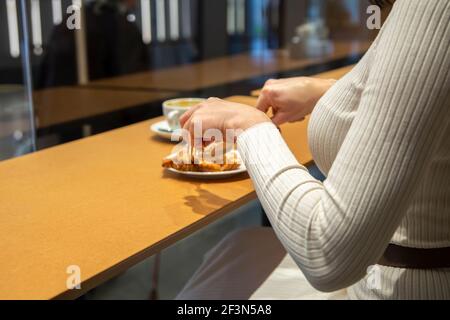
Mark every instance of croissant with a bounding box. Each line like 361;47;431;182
162;142;241;172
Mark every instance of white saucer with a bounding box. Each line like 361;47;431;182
150;120;177;140
166;162;247;179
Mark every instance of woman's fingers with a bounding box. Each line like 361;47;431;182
271;112;289;126
180;97;220;128
181;114;191;132
182;117;201;148
256;91;272;113
182;108;211;148
179;104;202;128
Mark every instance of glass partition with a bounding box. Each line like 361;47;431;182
0;0;36;161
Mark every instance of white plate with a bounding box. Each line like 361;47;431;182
150;120;177;140
166;162;247;179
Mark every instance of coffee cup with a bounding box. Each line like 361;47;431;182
163;98;205;131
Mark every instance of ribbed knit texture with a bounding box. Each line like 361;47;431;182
238;0;450;299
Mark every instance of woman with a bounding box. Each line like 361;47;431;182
178;0;450;299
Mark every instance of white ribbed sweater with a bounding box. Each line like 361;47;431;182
238;0;450;299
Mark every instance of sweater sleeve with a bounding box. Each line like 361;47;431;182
237;0;450;292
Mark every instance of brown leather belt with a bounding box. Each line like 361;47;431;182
378;244;450;269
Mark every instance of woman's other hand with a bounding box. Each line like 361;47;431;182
256;77;336;125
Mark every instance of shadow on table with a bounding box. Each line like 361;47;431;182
183;186;231;216
149;135;179;145
162;170;249;215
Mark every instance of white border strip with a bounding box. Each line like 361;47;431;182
141;0;152;44
6;0;20;58
169;0;179;40
156;0;166;41
30;0;43;53
51;0;63;25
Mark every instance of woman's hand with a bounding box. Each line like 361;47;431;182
256;77;336;125
179;97;270;140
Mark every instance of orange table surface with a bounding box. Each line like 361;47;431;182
0;65;353;300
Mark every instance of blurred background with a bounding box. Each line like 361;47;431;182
0;0;390;161
0;0;389;299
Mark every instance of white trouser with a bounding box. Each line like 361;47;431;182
177;227;347;300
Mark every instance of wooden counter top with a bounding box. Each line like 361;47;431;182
31;44;363;129
0;96;313;300
33;87;177;128
91;41;368;91
251;64;355;96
